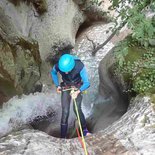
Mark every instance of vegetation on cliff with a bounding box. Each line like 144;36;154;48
108;0;155;95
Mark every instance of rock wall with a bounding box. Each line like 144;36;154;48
0;6;41;103
0;0;113;101
0;96;154;155
0;0;85;60
0;0;114;61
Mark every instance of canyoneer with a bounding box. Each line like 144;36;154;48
51;53;90;138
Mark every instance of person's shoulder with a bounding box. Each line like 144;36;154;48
74;59;84;70
74;57;83;64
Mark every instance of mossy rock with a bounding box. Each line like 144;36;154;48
125;46;146;62
115;42;155;94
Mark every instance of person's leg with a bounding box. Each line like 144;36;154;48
61;91;71;138
73;93;89;136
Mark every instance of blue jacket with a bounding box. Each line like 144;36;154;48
51;57;90;92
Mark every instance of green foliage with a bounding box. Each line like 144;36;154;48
115;44;155;94
107;0;155;95
127;13;155;47
109;0;155;45
133;69;155;93
114;40;128;67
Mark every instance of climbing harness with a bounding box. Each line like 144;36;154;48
61;87;89;155
61;87;87;94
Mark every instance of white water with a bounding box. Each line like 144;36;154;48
0;90;61;137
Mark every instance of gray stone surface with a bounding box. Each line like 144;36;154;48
0;129;131;155
0;0;113;61
0;96;154;155
104;96;155;155
0;0;85;60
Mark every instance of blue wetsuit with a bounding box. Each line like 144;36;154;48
51;57;90;138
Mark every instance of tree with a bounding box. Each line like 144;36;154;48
92;0;155;54
108;0;155;94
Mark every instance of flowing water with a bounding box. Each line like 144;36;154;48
0;90;61;137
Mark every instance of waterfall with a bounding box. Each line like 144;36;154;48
0;90;60;137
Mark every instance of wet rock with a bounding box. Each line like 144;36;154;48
0;0;85;60
0;7;41;104
0;91;10;108
0;96;153;155
73;0;114;21
103;96;155;155
1;0;113;61
0;129;133;155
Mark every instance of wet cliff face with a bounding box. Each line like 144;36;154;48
0;0;112;104
0;7;41;105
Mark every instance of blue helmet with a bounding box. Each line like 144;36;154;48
58;54;75;72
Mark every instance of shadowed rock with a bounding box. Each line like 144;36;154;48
0;7;41;104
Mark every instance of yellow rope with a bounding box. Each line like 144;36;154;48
73;98;88;155
62;87;89;155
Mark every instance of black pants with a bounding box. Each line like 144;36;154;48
61;90;87;129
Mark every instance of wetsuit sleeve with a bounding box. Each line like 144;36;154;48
79;67;90;92
51;65;59;87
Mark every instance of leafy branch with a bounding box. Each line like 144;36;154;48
91;0;154;55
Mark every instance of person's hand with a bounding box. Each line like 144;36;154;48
70;89;80;99
56;86;61;93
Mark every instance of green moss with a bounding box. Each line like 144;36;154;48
16;38;41;65
125;46;146;63
117;44;155;94
0;35;41;96
8;0;31;6
119;46;146;86
0;78;17;96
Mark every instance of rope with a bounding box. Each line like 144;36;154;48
76;127;84;148
62;87;89;155
73;98;88;155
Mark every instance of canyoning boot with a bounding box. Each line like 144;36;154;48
61;123;68;138
83;128;91;136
